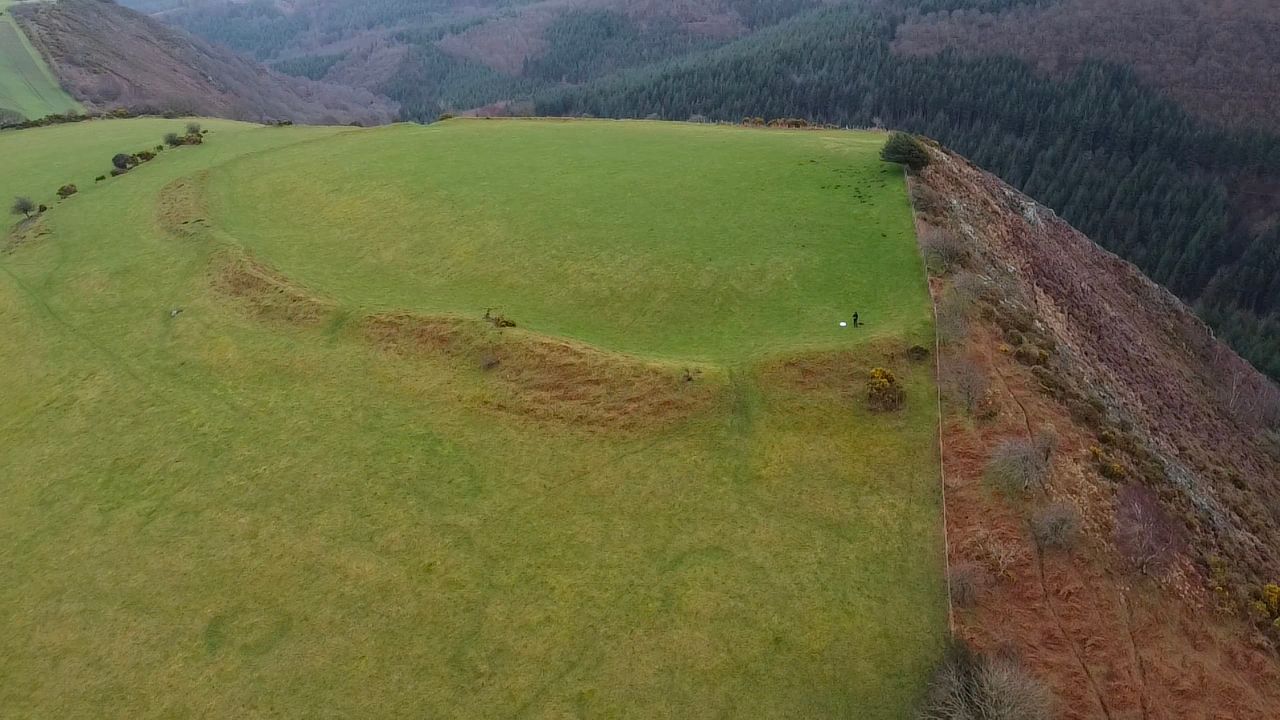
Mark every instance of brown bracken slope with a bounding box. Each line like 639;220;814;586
11;0;397;125
913;140;1280;718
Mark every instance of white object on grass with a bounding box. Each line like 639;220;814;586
839;321;848;327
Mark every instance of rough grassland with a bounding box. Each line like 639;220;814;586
0;118;945;718
0;1;80;119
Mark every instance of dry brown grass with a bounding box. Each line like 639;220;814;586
156;173;208;237
212;251;336;327
758;340;916;403
363;312;722;434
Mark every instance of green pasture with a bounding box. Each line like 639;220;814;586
210;119;933;361
0;118;945;718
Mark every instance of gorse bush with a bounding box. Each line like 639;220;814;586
867;367;906;411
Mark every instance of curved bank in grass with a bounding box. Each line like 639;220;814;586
0;117;946;718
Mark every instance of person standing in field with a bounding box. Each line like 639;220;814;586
852;311;860;327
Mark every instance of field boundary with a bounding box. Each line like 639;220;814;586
906;175;956;635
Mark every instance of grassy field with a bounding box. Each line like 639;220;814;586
0;117;259;208
211;120;932;361
0;1;82;120
0;118;945;718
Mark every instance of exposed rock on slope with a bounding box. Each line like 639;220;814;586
913;140;1280;717
11;0;397;125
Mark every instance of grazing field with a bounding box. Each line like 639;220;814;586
0;1;81;119
0;117;259;207
0;118;945;718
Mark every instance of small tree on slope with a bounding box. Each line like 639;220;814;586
11;196;35;219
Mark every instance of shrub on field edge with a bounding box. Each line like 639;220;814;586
918;641;1054;720
882;131;930;171
56;184;78;200
948;563;985;608
921;226;968;275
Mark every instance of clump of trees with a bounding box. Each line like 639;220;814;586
56;184;78;200
918;641;1055;720
881;132;930;171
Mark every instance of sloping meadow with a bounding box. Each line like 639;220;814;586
0;117;945;717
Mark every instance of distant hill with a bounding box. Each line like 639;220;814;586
121;0;1280;380
117;0;826;122
893;0;1280;133
11;0;397;125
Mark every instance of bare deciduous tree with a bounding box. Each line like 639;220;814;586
935;289;973;345
943;355;989;415
1031;501;1081;551
921;225;968;275
1114;484;1182;575
919;641;1055;720
986;427;1057;496
11;196;35;219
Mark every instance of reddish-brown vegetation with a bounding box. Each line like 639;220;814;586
914;139;1280;717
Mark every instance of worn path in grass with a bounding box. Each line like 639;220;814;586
0;118;945;718
0;0;80;119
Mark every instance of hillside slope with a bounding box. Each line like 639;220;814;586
11;0;397;125
911;139;1280;717
0;0;81;119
